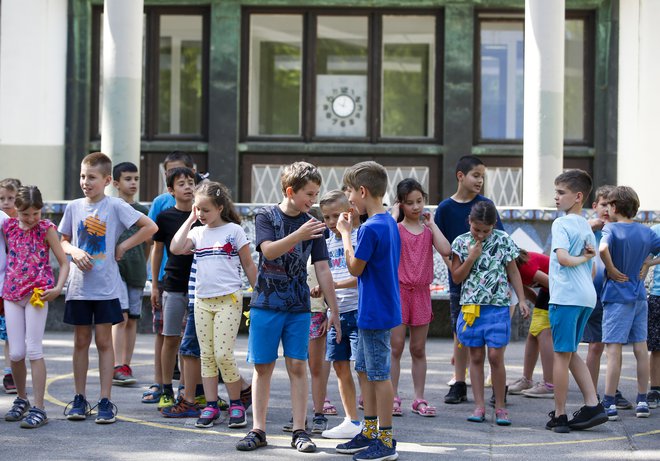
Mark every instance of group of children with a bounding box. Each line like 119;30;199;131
0;151;658;461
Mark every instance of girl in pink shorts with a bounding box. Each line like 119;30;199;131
390;179;451;417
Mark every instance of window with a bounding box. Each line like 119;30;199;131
91;7;208;140
243;10;440;142
477;13;593;144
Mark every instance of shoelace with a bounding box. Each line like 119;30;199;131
91;400;118;418
63;396;91;416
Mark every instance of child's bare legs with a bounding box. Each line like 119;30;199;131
95;323;115;399
251;361;275;431
469;346;486;408
586;342;604;390
112;313;138;366
360;370;394;428
182;355;200;402
410;324;430;401
286;357;308;430
488;347;506;408
309;336;329;413
389;324;406;396
521;333;539;380
10;358;27;398
553;351;572;415
604;343;623;396
454;334;469;382
569;352;599;406
161;335;182;390
334;360;358;420
632;342;650;395
73;325;93;395
153;333;164;384
537;329;554;384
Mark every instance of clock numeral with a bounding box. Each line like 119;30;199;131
340;121;346;127
355;96;361;103
332;119;338;125
326;112;332;119
355;112;361;119
326;96;334;103
323;104;329;111
340;86;348;94
349;119;355;125
358;104;364;111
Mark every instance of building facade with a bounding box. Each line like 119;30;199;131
1;0;658;209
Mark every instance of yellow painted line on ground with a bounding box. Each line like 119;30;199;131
44;362;659;449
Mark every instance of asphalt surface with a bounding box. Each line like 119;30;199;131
0;332;658;460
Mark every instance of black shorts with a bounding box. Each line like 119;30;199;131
648;295;660;351
64;299;124;326
450;292;461;334
581;299;603;343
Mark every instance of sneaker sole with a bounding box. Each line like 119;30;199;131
95;417;116;424
322;430;361;439
607;414;619;421
569;414;608;430
113;379;138;386
522;393;554;399
20;419;48;429
336;446;371;455
444;396;468;404
507;389;531;395
228;420;248;428
551;426;571;433
4;389;18;395
648;402;658;409
66;414;87;421
195;421;218;428
636;412;650;418
616;403;633;410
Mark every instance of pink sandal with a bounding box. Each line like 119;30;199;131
322;398;338;416
411;399;436;417
392;396;403;416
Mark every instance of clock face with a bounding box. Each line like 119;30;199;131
332;94;355;118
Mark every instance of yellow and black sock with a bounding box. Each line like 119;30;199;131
378;426;393;448
361;416;378;439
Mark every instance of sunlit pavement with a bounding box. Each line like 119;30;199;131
0;332;658;460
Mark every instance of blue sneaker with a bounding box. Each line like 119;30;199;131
336;433;375;454
615;390;633;410
95;398;117;424
605;404;618;421
635;401;650;418
64;394;91;421
353;439;398;461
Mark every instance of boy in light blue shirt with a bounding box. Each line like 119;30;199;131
599;186;660;419
546;169;607;433
645;223;660;409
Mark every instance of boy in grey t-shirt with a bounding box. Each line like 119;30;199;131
59;153;157;424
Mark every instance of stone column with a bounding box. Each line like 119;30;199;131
101;0;144;196
618;0;660;209
522;0;564;208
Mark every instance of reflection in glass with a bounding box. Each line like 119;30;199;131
315;16;368;137
564;19;585;141
381;16;435;138
480;21;524;140
248;15;302;136
158;15;203;135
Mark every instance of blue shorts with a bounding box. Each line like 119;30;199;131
119;283;144;319
549;304;592;353
456;305;510;349
247;308;310;364
179;306;200;358
355;328;391;381
326;310;359;362
581;299;603;343
64;299;124;326
0;314;6;341
602;300;647;344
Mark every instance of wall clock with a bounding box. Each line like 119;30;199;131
316;75;367;137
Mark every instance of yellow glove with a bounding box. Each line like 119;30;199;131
30;288;45;308
461;304;480;332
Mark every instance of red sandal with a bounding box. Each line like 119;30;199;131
392;396;403;416
411;399;436;417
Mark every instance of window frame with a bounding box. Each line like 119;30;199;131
90;5;210;142
240;7;443;144
474;9;595;146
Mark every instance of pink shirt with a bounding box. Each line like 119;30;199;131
398;223;434;287
2;218;56;301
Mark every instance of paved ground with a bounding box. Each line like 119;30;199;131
0;332;658;460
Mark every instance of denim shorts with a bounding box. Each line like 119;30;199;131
326;310;359;362
162;291;188;337
456;305;510;349
179;306;200;358
64;299;124;326
119;283;144;319
354;328;391;381
581;300;603;343
549;304;592;353
247;308;311;364
602;299;647;344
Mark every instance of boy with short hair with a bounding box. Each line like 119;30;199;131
236;161;341;453
583;185;632;408
59;152;157;423
599;186;660;419
151;167;198;410
112;162;150;386
546;169;607;433
317;190;361;440
335;161;401;461
433;155;503;404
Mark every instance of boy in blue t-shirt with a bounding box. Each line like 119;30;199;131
546;169;607;433
434;155;503;404
237;162;341;453
336;161;401;461
599;186;660;419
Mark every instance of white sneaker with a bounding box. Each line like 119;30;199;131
321;417;362;439
507;377;534;395
521;382;554;399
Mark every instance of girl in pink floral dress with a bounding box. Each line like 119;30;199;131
2;186;69;428
390;179;451;417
